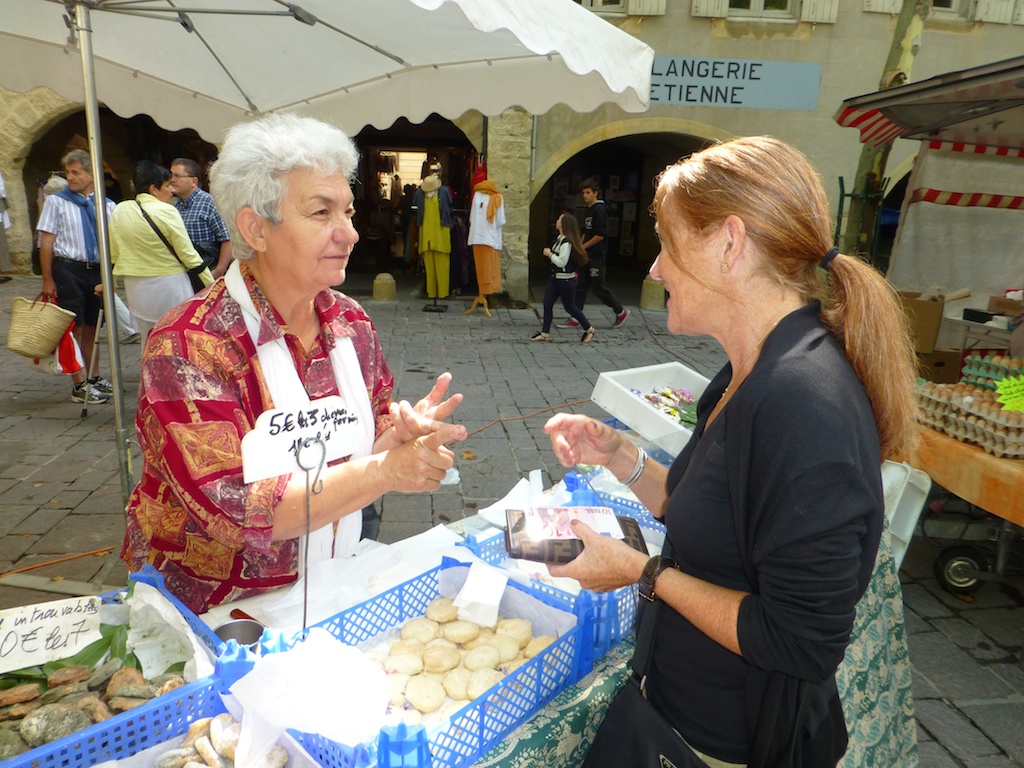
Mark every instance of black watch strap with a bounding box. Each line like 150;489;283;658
638;555;678;602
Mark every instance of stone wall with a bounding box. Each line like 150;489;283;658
486;108;533;304
0;85;77;274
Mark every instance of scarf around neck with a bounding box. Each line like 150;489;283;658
473;180;503;223
55;187;99;263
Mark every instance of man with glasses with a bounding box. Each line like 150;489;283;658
169;158;232;279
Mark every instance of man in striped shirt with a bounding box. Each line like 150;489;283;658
38;150;115;404
170;158;233;279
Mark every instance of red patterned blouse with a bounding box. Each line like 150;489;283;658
121;262;394;613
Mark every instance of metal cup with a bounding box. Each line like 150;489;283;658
214;618;264;649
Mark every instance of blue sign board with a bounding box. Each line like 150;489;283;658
650;56;821;110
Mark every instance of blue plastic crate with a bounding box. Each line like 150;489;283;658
4;678;225;768
245;561;585;768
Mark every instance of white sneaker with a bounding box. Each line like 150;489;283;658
71;382;110;404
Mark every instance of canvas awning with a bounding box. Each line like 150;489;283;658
834;56;1024;152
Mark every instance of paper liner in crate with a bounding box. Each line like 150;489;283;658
591;362;710;457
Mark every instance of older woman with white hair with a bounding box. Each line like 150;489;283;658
122;114;466;613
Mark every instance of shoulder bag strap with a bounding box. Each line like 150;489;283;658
136;199;187;268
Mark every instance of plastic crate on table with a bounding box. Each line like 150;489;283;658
3;675;224;768
256;560;585;768
457;508;648;667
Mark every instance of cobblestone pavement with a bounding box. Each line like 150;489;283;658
0;267;1021;766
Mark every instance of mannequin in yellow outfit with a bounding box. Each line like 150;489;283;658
416;175;452;299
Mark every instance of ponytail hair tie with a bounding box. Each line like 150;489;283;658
819;246;840;271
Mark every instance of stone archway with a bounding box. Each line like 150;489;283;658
0;86;80;272
527;117;734;287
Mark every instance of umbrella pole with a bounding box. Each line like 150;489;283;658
74;1;134;506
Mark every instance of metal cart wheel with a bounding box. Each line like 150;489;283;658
933;545;988;594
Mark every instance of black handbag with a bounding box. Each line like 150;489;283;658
582;541;707;768
136;200;206;293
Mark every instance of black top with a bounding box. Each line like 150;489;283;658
581;200;608;263
646;302;884;765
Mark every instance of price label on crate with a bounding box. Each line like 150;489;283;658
996;375;1024;413
0;596;102;674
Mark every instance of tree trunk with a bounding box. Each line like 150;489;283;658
841;0;932;263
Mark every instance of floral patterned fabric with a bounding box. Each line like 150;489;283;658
474;529;916;767
121;262;394;613
836;526;918;768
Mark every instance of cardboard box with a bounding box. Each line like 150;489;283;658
898;292;944;354
917;347;962;383
987;295;1024;316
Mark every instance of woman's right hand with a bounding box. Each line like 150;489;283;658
543;414;628;470
382;429;455;493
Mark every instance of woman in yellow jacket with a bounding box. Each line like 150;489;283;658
110;161;213;337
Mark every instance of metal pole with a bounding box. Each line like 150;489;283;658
75;2;134;506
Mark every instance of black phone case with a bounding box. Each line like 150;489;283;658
504;509;649;564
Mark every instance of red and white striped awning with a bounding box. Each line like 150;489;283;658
834;56;1024;152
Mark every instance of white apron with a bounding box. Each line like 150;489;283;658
224;261;374;570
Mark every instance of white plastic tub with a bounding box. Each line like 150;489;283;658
591;362;711;457
881;459;932;570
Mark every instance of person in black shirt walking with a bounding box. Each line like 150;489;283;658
567;178;629;329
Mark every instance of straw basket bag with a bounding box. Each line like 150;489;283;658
7;296;76;359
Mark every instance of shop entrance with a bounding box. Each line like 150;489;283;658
353;114;477;297
529;132;708;293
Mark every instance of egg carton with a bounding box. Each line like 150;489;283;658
952;398;1024;430
961;354;1024;382
946;415;1024;458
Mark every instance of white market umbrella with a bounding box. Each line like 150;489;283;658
0;0;654;505
0;0;653;138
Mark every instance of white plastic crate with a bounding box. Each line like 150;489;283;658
591;362;711;457
881;460;931;570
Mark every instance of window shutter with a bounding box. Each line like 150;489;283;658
1015;0;1024;23
692;0;729;17
862;0;902;12
628;0;667;13
975;0;1015;23
800;0;840;22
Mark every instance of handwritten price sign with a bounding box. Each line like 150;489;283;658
0;596;102;674
241;395;364;483
996;375;1024;413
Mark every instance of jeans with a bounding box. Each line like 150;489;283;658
543;276;590;332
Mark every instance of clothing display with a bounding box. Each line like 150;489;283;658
415;177;453;299
467;181;505;296
121;261;394;614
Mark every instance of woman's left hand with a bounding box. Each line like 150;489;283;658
548;520;646;592
386;372;466;446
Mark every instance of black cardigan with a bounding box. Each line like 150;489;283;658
663;301;883;767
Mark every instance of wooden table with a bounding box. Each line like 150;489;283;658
907;427;1024;528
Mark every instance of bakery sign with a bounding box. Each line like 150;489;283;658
650;56;821;110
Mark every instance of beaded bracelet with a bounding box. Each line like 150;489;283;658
623;446;648;487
